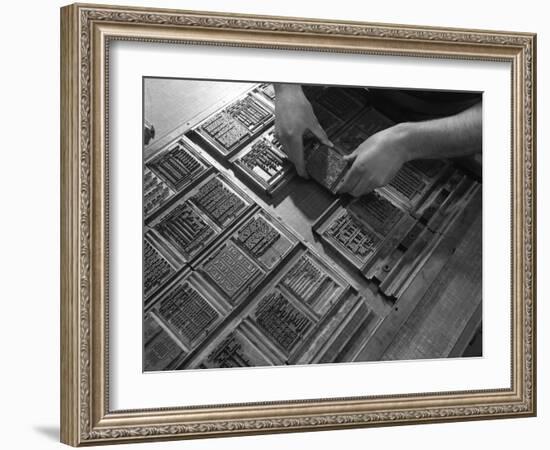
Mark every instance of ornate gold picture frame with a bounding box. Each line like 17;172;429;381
60;3;536;446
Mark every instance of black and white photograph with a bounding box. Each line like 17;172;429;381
1;0;544;446
142;79;483;372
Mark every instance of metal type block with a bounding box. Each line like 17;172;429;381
258;83;275;100
144;167;174;217
203;333;253;368
389;164;427;201
281;253;342;308
236;215;281;258
232;211;298;271
198;328;274;369
201;111;250;153
143;328;183;371
305;144;350;192
155;281;219;348
252;290;313;354
232;137;293;194
191;176;247;228
143;312;162;344
381;158;451;214
155;202;216;259
147;141;207;191
201;241;262;300
349;192;405;237
144;239;174;297
324;209;381;265
227;94;273;133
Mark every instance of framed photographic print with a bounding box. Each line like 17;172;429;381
60;3;537;446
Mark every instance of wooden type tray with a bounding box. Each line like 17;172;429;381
230;127;294;196
182;245;380;369
144;268;236;371
188;90;275;160
145;171;258;267
145;138;213;193
228;209;300;272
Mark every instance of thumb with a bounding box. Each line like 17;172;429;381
343;150;359;161
309;120;333;147
288;135;309;179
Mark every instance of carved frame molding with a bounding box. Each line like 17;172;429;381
60;3;536;446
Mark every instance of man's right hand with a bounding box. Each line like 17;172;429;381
274;84;333;178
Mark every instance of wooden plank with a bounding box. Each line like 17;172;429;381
355;189;481;361
381;209;482;360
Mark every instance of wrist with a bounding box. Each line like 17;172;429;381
390;122;416;163
274;83;303;97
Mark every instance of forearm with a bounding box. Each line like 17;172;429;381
398;102;482;161
273;83;302;96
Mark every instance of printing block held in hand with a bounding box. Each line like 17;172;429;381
304;134;350;193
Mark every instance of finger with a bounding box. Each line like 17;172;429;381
275;123;290;156
278;133;292;160
350;177;375;198
309;120;333;147
337;163;362;194
287;135;309;179
343;152;358;162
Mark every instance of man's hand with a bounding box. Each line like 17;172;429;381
337;102;482;197
337;124;409;197
274;84;332;178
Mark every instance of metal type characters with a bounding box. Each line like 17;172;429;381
388;163;427;200
350;192;404;236
260;83;276;100
254;291;313;353
265;128;284;152
206;333;252;368
236;216;281;257
148;145;204;190
156;203;215;257
144;168;171;215
228;95;272;132
326;211;380;260
144;329;183;371
157;282;219;345
202;111;250;151
192;178;246;226
203;242;260;298
143;312;162;343
144;240;173;295
241;139;285;183
281;254;337;305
